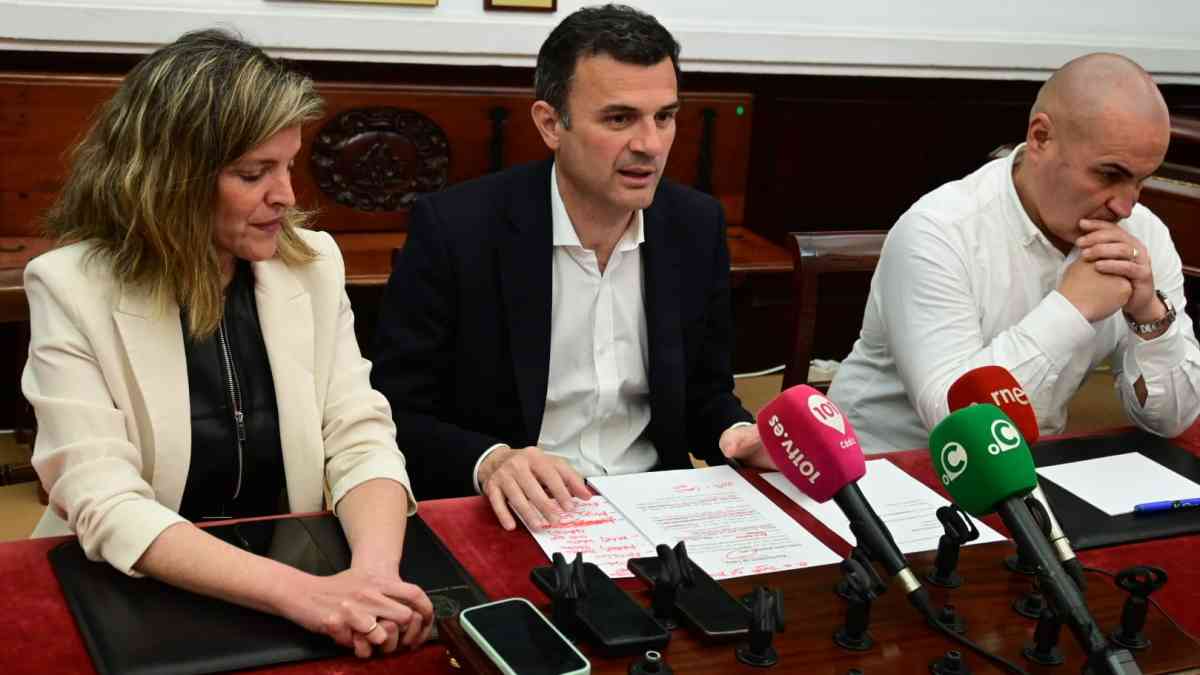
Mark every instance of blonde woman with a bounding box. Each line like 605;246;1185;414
22;30;432;657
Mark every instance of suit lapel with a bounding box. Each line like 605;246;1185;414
113;291;190;510
253;257;322;511
499;161;554;443
642;200;684;427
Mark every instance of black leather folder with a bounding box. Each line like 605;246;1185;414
1033;429;1200;549
49;513;487;675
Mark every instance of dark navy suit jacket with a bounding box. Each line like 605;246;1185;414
371;159;752;499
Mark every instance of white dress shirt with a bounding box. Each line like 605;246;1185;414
472;167;657;488
828;145;1200;454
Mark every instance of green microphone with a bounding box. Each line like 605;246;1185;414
929;405;1141;675
929;403;1036;516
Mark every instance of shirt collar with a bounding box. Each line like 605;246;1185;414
550;163;645;250
1004;143;1057;250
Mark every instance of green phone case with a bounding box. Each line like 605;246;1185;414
459;598;591;675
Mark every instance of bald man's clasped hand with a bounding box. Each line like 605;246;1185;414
1070;219;1161;326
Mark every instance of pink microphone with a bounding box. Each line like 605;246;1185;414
756;385;932;615
756;385;864;502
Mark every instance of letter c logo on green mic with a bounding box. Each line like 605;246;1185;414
940;441;968;485
930;404;1039;516
988;419;1021;455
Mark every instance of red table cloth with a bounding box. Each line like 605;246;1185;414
1;429;1196;674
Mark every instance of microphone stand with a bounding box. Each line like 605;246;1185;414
996;499;1141;675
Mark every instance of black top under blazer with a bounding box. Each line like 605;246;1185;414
371;159;753;499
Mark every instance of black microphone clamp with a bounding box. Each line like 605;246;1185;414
544;552;588;635
1110;566;1168;651
927;504;979;588
836;547;886;601
736;586;784;668
1022;607;1065;666
834;556;879;652
649;542;693;630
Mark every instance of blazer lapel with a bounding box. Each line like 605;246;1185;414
253;258;322;511
499;161;554;443
113;291;190;510
642;201;685;425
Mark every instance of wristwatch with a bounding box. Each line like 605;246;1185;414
1125;290;1177;336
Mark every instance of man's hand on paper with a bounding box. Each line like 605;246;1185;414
720;424;775;470
478;445;592;531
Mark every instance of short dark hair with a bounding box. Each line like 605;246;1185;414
534;4;680;126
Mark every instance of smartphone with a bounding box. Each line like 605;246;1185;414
459;598;590;675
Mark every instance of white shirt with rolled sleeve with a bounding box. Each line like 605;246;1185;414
827;145;1200;454
472;167;752;491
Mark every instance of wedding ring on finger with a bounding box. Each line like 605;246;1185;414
1132;247;1139;260
363;620;379;635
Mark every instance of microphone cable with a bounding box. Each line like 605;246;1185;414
919;602;1030;675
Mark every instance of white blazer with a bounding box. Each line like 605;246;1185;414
22;230;414;575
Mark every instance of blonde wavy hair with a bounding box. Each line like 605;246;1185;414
46;29;325;338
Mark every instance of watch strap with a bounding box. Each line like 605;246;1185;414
1125;289;1176;336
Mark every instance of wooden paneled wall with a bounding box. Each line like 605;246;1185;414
0;74;752;269
6;52;1200;243
2;53;1200;408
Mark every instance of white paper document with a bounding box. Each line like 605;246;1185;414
523;496;657;579
1036;452;1200;516
762;459;1005;554
587;465;841;579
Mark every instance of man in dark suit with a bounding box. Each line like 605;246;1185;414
372;4;771;530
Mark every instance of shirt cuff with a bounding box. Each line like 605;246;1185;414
97;498;189;577
472;443;511;494
1122;319;1186;389
1021;291;1096;369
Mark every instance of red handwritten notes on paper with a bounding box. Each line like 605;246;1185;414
587;466;841;579
524;496;657;578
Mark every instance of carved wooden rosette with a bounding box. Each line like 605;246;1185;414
311;107;450;211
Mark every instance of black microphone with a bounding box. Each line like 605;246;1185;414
931;405;1141;675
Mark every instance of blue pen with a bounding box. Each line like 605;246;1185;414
1133;497;1200;514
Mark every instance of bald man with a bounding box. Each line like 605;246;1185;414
828;53;1200;453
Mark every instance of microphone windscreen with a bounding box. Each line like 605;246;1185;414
928;404;1037;517
947;365;1040;444
757;385;865;503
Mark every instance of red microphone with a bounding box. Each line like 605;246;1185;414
758;385;933;617
947;365;1039;442
947;366;1083;589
